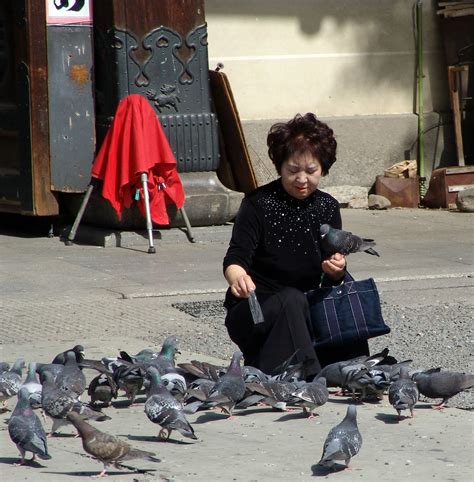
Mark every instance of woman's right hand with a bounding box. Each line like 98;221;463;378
224;264;256;298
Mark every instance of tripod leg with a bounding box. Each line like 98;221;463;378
65;183;94;246
140;172;156;254
179;206;195;243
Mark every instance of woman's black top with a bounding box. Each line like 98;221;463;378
223;178;341;309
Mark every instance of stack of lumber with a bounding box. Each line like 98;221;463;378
437;1;474;17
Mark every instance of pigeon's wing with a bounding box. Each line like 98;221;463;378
178;362;207;379
56;367;87;397
84;429;130;462
425;372;474;399
42;389;76;418
292;382;329;406
339;230;364;255
185;379;215;401
72;400;111;421
208;373;245;403
0;373;22;399
8;414;49;458
145;394;196;439
145;393;182;422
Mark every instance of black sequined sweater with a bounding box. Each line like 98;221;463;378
223;178;342;308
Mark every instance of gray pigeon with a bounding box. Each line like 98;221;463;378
320;224;379;257
144;367;197;440
291;377;329;418
317;349;393;394
318;405;362;470
388;366;419;419
21;362;43;410
67;411;160;477
0;358;25;409
149;335;181;374
41;371;110;436
8;387;51;464
0;361;10;373
205;351;246;417
413;369;474;409
245;379;300;411
55;351;87;399
124;336;181;376
36;362;65;382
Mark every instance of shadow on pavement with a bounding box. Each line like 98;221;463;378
127;433;193;445
0;457;45;467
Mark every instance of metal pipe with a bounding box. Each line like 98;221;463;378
416;0;427;198
140;172;156;254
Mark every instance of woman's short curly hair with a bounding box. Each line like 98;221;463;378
267;113;337;176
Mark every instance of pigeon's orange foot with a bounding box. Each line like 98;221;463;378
92;469;108;478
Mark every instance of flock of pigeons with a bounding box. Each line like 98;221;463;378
1;336;473;477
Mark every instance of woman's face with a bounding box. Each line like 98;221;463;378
280;152;322;200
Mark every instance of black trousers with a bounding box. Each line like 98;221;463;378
225;287;369;379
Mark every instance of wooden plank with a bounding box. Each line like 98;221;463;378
438;2;474;7
448;66;467;167
438;7;474;17
24;0;58;215
210;69;258;194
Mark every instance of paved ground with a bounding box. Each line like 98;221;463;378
0;207;473;481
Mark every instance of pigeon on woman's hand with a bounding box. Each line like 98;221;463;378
320;224;379;257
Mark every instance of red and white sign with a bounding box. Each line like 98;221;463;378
46;0;92;25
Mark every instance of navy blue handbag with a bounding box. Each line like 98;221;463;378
306;272;390;349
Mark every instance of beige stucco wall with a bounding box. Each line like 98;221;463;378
205;1;449;121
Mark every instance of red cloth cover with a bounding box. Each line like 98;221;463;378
91;94;185;225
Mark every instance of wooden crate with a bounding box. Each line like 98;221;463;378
422;166;474;208
375;176;420;208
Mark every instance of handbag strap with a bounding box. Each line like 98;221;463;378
321;297;343;344
347;290;370;337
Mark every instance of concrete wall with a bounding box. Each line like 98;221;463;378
205;0;455;187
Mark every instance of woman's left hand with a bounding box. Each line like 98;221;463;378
321;253;346;280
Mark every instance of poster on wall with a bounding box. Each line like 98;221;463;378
46;0;93;25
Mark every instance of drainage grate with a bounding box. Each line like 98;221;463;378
172;300;226;320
